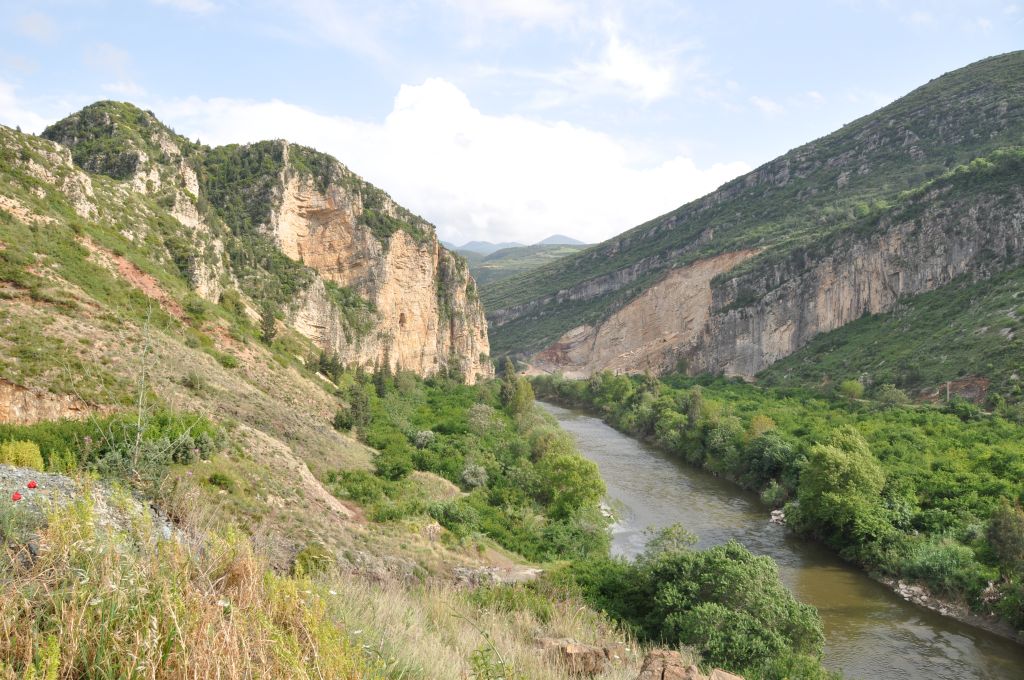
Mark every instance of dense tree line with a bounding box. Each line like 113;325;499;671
532;372;1024;630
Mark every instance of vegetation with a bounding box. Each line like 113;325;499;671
325;365;610;562
760;262;1024;403
557;530;833;680
533;371;1024;629
484;52;1024;356
0;494;374;679
468;243;589;287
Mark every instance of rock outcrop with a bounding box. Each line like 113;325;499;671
532;181;1024;379
635;650;744;680
36;103;491;383
0;379;96;425
272;154;490;382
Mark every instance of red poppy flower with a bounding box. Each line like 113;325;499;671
11;491;22;501
27;480;37;489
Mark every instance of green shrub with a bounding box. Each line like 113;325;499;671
207;472;235;493
0;440;44;470
467;583;554;623
897;537;991;599
292;541;334;577
838;379;865;400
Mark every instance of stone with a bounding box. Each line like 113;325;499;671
636;649;704;680
708;670;744;680
536;637;609;676
603;642;627;664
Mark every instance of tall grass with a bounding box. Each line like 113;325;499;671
0;490;373;679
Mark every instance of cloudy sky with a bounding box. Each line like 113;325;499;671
1;1;1020;246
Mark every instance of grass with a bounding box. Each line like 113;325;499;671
0;491;374;679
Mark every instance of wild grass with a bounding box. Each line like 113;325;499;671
0;491;373;679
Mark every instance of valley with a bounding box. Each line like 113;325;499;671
0;36;1022;680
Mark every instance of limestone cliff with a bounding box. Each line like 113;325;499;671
268;146;490;382
533;166;1024;379
39;103;491;383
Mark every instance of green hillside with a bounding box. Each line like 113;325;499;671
484;51;1024;356
758;262;1024;403
470;242;589;286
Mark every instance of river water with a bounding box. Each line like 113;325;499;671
540;401;1024;680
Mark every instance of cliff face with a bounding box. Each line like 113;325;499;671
533;176;1024;379
38;103;491;383
270;153;490;381
484;51;1024;360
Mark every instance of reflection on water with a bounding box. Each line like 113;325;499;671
540;401;1024;680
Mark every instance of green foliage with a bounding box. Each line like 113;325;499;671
558;532;830;680
0;440;44;471
838;380;865;400
466;243;588;286
259;302;277;345
532;370;1024;618
467;583;555;624
0;411;221;486
324;370;610;562
292;541;335;577
762;264;1024;403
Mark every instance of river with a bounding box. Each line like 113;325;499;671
540;401;1024;680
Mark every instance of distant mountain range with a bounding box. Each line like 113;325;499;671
447;234;587;256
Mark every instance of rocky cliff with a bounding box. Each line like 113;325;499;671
535;167;1024;378
37;102;490;382
490;51;1024;384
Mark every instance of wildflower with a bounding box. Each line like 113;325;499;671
11;491;22;501
27;480;37;489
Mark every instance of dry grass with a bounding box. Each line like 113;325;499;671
324;577;644;679
0;491;372;679
0;483;648;680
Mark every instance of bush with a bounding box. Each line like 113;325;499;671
897;537;991;599
838;379;865;400
207;472;235;493
332;409;354;431
467;583;554;623
461;463;488;489
292;541;334;577
0;440;44;470
374;446;413;481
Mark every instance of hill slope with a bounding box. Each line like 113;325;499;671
469;242;590;285
485;51;1024;397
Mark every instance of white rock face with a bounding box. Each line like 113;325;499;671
272;163;491;383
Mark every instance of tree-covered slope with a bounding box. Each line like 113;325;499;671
485;51;1024;356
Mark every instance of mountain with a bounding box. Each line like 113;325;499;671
484;51;1024;399
456;239;524;255
537;234;586;246
33;101;490;383
467;242;590;286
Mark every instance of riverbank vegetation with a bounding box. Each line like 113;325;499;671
321;361;835;678
532;372;1024;632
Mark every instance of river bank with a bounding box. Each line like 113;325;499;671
540;399;1024;680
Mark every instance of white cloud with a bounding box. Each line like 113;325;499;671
907;11;933;25
0;81;50;133
444;0;576;25
16;12;58;42
151;0;220;14
158;79;748;244
577;23;676;103
750;95;784;115
102;81;147;97
806;90;825;103
976;16;993;30
85;43;132;75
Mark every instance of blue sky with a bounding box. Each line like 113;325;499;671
1;1;1021;245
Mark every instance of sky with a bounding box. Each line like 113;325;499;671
0;1;1021;246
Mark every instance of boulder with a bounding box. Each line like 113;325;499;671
536;637;609;676
636;649;704;680
709;670;744;680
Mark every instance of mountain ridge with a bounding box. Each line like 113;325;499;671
485;50;1024;399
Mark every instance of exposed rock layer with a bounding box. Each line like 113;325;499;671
534;188;1024;378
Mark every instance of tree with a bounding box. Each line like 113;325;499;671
988;500;1024;574
838;379;865;400
874;383;909;407
534;452;604;519
347;384;371;429
259;302;277;345
790;426;891;553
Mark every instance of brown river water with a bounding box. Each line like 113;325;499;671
540;401;1024;680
